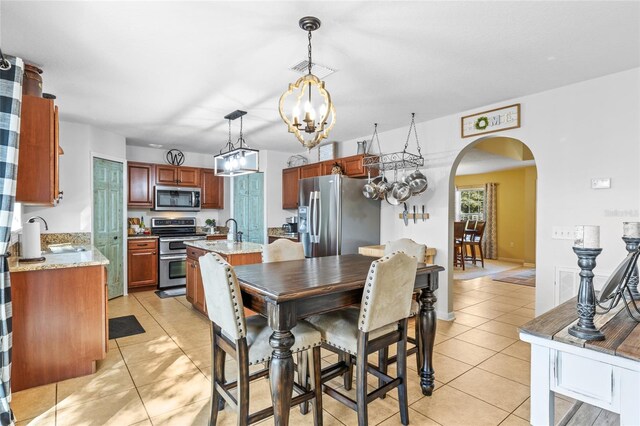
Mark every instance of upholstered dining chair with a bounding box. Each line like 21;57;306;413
308;252;418;426
199;253;323;425
381;238;427;374
262;238;305;263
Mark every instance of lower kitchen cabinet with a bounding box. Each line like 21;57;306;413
206;234;227;241
127;238;158;290
186;246;261;316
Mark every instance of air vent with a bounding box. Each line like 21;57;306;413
289;60;336;79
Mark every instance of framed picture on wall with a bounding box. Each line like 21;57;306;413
318;142;336;161
461;104;521;138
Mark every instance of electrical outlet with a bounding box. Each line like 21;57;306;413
591;178;611;189
552;226;575;240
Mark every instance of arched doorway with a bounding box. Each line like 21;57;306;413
446;135;538;321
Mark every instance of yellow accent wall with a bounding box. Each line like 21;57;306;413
455;166;537;264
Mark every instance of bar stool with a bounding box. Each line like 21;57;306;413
199;253;323;425
308;252;418;426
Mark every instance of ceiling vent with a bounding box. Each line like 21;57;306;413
289;60;336;79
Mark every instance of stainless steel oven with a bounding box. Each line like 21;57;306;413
154;185;201;212
158;235;206;288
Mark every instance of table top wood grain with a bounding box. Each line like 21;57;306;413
520;297;640;362
234;254;444;302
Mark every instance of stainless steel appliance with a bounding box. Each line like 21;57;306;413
151;217;206;289
298;175;380;258
282;223;298;234
154;185;201;212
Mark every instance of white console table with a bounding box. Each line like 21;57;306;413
520;299;640;426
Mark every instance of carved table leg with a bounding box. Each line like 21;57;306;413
418;284;437;396
269;303;296;426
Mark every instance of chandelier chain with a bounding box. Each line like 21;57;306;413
307;31;313;75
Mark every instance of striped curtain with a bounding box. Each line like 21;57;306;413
483;182;498;259
0;55;23;426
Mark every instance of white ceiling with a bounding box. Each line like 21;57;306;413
2;1;639;154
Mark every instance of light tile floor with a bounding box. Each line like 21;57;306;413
13;274;580;425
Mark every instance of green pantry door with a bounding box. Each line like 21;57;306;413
233;173;264;243
93;158;124;299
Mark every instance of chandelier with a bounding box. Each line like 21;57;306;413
214;110;259;177
279;16;336;150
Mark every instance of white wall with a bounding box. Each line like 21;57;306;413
22;121;127;232
336;68;640;318
261;149;298;227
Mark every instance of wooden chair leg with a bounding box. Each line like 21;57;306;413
298;351;310;414
460;245;466;270
339;352;353;391
479;244;485;267
356;332;369;426
236;340;250;426
210;326;221;426
415;317;423;372
217;347;226;411
397;320;410;426
378;347;388;399
471;244;477;265
310;347;323;426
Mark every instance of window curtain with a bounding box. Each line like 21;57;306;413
483;182;498;259
0;55;23;426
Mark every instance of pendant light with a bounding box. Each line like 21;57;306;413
214;110;259;177
279;16;336;150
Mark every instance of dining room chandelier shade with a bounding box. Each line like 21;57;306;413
214;110;259;177
278;16;335;150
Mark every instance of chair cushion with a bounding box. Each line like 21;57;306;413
306;307;398;355
410;299;419;317
224;316;322;365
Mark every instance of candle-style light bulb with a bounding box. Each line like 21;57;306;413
292;104;300;126
224;160;231;170
239;153;246;166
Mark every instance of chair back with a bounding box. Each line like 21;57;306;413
384;238;426;263
467;220;478;230
358;252;418;333
199;253;246;340
474;221;486;242
263;238;305;263
454;222;465;243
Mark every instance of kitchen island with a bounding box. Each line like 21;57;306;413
9;245;109;391
185;240;263;315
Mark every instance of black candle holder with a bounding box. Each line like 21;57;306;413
568;247;605;341
623;237;640;300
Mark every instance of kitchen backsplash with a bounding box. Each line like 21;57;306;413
9;232;91;258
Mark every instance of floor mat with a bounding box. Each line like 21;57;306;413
108;315;145;340
492;268;536;287
155;287;187;299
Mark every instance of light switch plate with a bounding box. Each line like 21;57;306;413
591;178;611;189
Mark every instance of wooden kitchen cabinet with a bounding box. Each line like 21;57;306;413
200;169;224;209
127;238;158;290
300;163;322;179
268;235;299;243
12;265;107;391
206;234;227;240
282;167;300;209
342;154;374;178
16;95;62;205
156;165;200;187
127;162;155;208
321;160;342;175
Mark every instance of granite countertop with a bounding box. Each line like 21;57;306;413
128;234;159;239
8;245;110;273
186;240;263;255
269;233;299;240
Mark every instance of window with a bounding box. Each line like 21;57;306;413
457;188;485;221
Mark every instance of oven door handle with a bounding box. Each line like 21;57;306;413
159;255;187;260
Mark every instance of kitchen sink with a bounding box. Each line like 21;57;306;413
47;244;88;254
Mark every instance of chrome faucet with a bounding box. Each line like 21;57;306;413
28;216;49;230
225;218;240;242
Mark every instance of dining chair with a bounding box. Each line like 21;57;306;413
262;238;305;263
467;221;486;267
308;252;418;426
199;252;323;425
454;221;466;270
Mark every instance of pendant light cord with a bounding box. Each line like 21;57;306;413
307;31;313;75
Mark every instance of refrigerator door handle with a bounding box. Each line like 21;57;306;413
316;191;322;244
308;191;316;242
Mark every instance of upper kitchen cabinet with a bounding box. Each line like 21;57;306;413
282;167;300;209
200;169;224;209
156;165;200;187
342;154;373;178
300;163;322;179
16;95;62;205
127;162;155;208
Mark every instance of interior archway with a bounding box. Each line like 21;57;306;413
446;135;538;318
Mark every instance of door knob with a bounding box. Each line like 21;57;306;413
113;236;118;240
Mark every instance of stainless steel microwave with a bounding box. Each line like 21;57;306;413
154;186;201;211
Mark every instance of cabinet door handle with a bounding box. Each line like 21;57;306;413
137;243;146;246
114;236;118;240
152;252;156;255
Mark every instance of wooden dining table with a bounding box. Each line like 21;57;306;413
234;254;444;425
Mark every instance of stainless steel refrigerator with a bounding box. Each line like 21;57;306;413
298;175;381;258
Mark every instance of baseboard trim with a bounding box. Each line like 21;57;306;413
498;257;525;264
523;262;536;268
437;310;456;321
